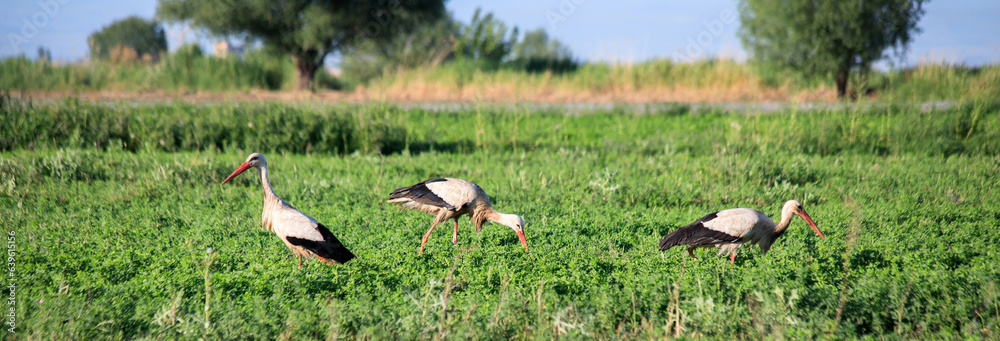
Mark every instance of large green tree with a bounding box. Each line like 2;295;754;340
738;0;927;98
341;16;457;84
156;0;444;91
452;8;518;66
511;28;577;73
89;16;168;62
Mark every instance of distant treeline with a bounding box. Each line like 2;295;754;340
2;54;997;103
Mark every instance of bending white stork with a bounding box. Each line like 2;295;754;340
659;200;824;264
222;153;356;268
387;178;527;255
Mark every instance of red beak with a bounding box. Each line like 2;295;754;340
222;162;252;184
516;230;529;253
797;211;825;239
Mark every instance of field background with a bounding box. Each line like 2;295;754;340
3;95;999;339
4;56;998;104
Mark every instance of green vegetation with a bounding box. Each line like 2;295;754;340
156;0;445;91
4;96;999;339
5;52;995;102
368;58;1000;103
739;0;928;98
341;7;579;86
1;0;978;102
339;17;456;86
4;2;992;102
509;28;578;74
451;8;520;66
88;16;168;62
0;46;342;92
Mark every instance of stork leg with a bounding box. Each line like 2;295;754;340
419;219;442;255
297;256;302;269
451;218;459;245
319;257;334;266
687;247;698;260
729;252;736;265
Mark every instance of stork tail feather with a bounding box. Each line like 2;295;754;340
286;223;356;264
388;178;455;210
659;212;741;251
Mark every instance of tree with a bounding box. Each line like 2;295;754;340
37;46;52;62
88;16;168;62
738;0;927;98
511;28;577;73
341;16;457;84
452;8;518;66
156;0;444;91
513;29;570;61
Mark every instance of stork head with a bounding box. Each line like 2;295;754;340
783;200;824;239
222;153;266;184
497;213;528;253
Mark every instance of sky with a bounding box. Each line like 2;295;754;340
2;0;998;68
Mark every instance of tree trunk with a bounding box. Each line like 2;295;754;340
835;61;850;99
292;55;319;92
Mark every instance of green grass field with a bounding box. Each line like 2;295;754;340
3;98;1000;339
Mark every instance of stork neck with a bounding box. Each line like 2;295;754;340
473;206;502;231
258;165;277;199
774;207;794;234
484;207;503;222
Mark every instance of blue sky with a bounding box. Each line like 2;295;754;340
2;0;998;67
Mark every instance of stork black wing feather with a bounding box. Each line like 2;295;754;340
286;223;356;264
659;212;741;250
388;178;456;210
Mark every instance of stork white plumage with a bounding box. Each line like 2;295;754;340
387;178;527;255
659;200;824;264
222;153;356;268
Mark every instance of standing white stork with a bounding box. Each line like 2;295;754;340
659;200;824;264
387;178;527;255
222;153;356;268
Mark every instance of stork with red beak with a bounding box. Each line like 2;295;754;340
387;178;527;255
222;153;356;268
659;200;824;264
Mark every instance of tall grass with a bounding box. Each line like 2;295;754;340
0;48;340;92
4;55;995;103
364;58;803;103
361;58;999;103
873;61;1000;102
0;96;405;154
2;95;998;157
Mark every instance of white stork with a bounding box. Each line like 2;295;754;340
387;178;527;255
222;153;356;268
659;200;824;264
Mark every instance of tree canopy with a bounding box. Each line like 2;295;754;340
88;16;168;62
511;28;577;73
340;17;457;84
452;8;518;66
738;0;927;98
156;0;445;91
